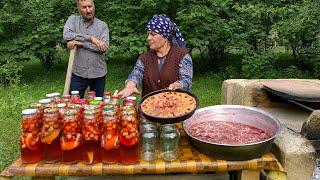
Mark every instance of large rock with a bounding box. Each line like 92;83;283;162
301;110;320;140
221;79;274;107
273;126;316;180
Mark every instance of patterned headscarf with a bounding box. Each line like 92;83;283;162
147;14;186;47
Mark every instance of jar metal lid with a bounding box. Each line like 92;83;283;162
112;94;120;98
103;110;115;116
104;105;114;111
104;91;111;96
44;108;58;114
89;100;101;105
51;92;61;97
62;94;71;98
126;96;136;101
57;103;66;108
69;104;81;109
94;97;103;101
88;91;96;95
46;93;54;98
64;109;77;116
75;99;86;104
84;109;97;115
39;99;51;104
71;90;79;95
29;103;41;108
22;109;37;115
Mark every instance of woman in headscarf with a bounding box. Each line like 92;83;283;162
118;14;193;97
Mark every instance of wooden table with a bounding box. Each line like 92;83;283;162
1;124;285;180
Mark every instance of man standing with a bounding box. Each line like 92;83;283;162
63;0;109;98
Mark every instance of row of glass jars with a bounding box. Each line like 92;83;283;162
140;119;181;162
20;93;139;164
21;91;180;164
42;90;116;106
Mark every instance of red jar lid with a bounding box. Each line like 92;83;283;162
62;94;71;99
104;91;111;96
88;91;96;95
74;98;86;104
112;94;120;99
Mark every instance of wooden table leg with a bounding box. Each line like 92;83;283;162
238;170;260;180
32;177;55;180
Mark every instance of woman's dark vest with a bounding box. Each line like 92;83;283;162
140;46;188;97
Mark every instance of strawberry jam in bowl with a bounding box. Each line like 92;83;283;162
183;105;281;161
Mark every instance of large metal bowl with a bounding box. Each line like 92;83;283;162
183;105;281;161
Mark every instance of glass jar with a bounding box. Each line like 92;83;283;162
41;108;61;163
121;107;138;129
69;103;83;125
57;103;66;121
159;124;180;161
140;123;158;162
123;96;136;107
111;94;121;119
29;102;42;122
51;92;61;104
119;108;140;164
101;107;120;164
46;93;55;102
61;109;82;164
87;91;96;102
20;109;43;163
89;100;103;124
62;94;71;104
103;91;112;105
71;90;80;103
38;98;52;123
82;109;101;164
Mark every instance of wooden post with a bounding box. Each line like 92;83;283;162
63;47;77;95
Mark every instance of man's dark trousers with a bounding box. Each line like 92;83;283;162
70;73;106;98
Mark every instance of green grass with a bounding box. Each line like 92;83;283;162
0;58;223;176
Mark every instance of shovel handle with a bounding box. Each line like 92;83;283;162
63;47;77;95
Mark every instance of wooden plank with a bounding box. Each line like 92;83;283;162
238;170;260;180
63;47;77;95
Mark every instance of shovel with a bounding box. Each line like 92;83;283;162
63;47;77;95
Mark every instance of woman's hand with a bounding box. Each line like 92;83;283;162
118;81;140;97
168;82;183;90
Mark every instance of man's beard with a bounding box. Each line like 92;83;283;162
83;13;94;21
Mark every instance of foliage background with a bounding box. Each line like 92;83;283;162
1;0;320;85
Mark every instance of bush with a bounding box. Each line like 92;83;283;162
0;57;23;86
241;52;279;79
241;51;309;79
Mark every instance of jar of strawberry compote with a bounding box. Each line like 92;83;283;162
20;109;43;163
61;109;82;164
